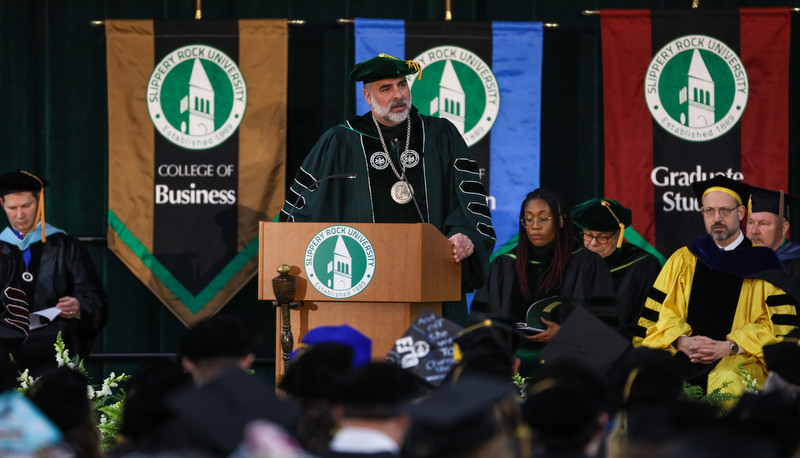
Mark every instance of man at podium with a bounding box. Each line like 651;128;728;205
279;54;495;325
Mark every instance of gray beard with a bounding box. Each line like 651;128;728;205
371;98;411;125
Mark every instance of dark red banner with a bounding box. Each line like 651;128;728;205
602;8;790;256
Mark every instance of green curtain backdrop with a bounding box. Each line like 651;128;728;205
1;0;799;382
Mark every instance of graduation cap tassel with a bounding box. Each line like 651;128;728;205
19;170;46;243
601;200;625;249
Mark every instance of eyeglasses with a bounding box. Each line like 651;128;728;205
700;206;740;218
520;215;554;227
583;231;617;245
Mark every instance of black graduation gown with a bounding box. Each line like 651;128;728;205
0;233;108;371
605;242;662;340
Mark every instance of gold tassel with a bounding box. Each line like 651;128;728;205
19;171;46;243
601;200;625;249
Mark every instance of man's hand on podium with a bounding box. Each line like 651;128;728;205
449;233;474;263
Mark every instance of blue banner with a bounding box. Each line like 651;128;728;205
354;19;543;257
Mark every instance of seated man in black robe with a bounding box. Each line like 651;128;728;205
0;171;107;375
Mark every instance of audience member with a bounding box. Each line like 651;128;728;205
406;375;527;458
27;366;102;458
179;314;259;386
322;362;418;458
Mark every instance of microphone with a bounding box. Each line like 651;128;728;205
285;173;357;221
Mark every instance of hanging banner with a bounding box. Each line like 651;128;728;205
106;20;287;326
354;19;543;256
602;8;790;256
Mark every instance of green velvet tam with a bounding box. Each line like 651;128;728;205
349;53;420;83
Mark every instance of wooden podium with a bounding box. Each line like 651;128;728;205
258;222;461;379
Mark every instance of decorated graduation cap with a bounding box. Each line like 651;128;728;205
349;53;421;83
0;170;49;242
690;175;751;206
571;198;632;249
452;316;523;379
406;375;516;457
748;186;798;220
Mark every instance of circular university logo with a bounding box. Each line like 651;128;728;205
645;35;748;142
147;44;247;150
304;225;376;299
409;46;500;147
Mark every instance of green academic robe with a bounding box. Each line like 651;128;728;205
280;107;496;295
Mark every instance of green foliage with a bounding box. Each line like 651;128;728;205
683;380;738;413
512;372;527;400
16;332;131;451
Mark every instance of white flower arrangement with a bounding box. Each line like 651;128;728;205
16;331;131;451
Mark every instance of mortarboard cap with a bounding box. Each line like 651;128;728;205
539;305;631;378
331;362;418;418
691;175;751;206
167;369;299;455
605;347;684;413
748;186;798;219
763;338;800;386
297;324;371;368
278;342;355;398
406;375;516;457
349;53;421;83
180;314;259;362
0;170;49;242
522;359;606;452
452;316;523;379
0;170;48;197
26;366;90;432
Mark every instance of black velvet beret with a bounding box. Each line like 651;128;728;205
571;198;632;232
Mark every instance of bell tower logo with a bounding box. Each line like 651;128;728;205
644;35;748;142
147;45;247;150
409;46;500;147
